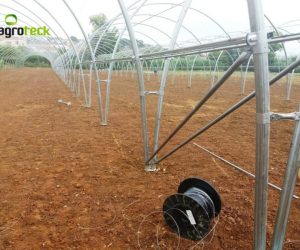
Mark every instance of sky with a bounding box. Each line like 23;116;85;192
0;0;299;55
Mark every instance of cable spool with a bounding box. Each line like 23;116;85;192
163;178;221;241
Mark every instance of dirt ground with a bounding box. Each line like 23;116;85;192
0;68;299;249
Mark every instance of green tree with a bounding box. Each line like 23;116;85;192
90;13;107;32
70;36;79;44
89;13;119;57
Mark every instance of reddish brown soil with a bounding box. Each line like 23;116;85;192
0;68;299;249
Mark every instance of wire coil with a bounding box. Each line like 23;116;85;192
163;178;221;241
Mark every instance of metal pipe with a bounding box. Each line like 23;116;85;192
271;106;300;249
247;1;270;249
193;143;299;200
59;32;300;67
264;15;290;101
146;51;251;164
118;0;150;162
241;55;253;95
188;55;199;88
103;0;147;125
92;33;300;64
287;55;300;100
151;0;192;171
286;73;293;100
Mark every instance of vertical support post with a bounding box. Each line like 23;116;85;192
78;65;82;97
103;75;111;125
286;55;300;101
241;55;253;95
87;63;93;107
188;55;198;88
286;72;292;101
131;62;135;80
171;58;180;85
271;109;300;250
264;14;290;101
247;1;270;249
118;0;150;162
151;0;192;171
240;69;245;94
212;51;223;86
102;0;147;124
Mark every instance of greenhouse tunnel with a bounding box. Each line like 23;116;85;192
0;0;300;249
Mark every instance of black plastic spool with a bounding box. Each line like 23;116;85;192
163;178;221;241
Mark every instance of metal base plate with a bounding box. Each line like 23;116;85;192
145;164;157;172
100;122;108;126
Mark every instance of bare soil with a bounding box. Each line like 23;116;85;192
0;68;299;249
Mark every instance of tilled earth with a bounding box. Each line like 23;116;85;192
0;68;299;249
